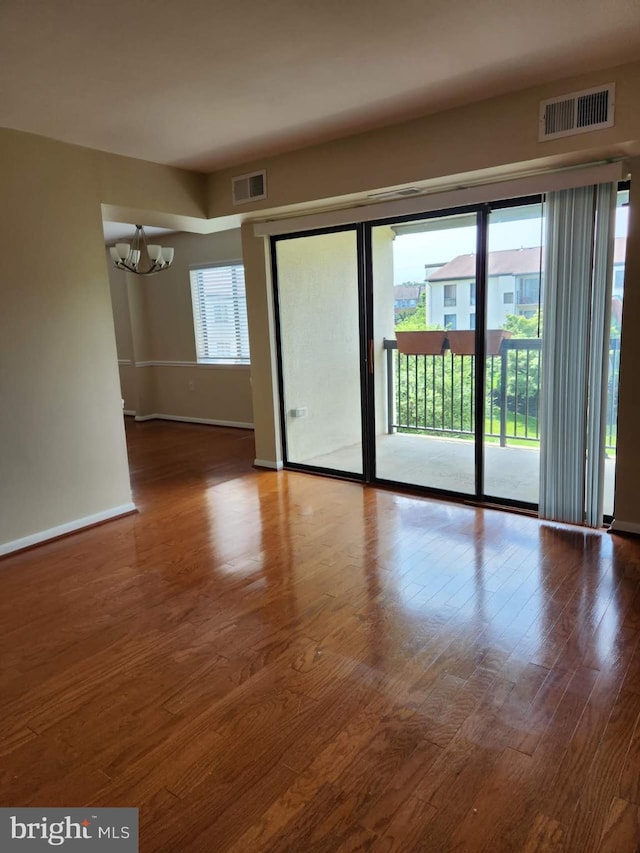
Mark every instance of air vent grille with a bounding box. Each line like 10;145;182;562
539;84;615;141
232;170;267;205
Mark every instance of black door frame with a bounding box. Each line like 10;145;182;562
269;188;622;519
364;195;542;509
270;223;370;482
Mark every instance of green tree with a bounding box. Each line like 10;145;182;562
503;312;542;338
395;291;443;331
396;291;425;330
394;310;544;442
489;312;542;432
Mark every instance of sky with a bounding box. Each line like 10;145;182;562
391;204;629;284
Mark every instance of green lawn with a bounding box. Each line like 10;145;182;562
485;409;539;446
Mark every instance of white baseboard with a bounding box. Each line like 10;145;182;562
254;458;284;470
608;519;640;536
134;413;254;430
0;502;137;557
123;409;136;417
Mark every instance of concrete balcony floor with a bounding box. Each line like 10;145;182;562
303;432;617;517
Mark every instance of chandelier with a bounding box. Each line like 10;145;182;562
109;224;174;275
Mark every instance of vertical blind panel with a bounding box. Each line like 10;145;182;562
539;182;616;527
190;264;250;361
539;187;594;524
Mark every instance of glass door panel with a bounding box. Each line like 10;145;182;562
274;229;364;475
372;212;478;495
484;202;544;505
603;188;629;517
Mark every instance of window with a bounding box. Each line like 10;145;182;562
469;313;476;329
469;282;476;306
614;267;625;291
503;291;514;304
517;276;541;305
190;263;250;363
444;313;457;330
213;304;231;324
444;284;457;307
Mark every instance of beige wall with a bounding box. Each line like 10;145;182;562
207;61;640;219
108;269;134;362
108;229;253;427
96;148;207;221
0;129;207;551
149;366;252;425
241;222;282;467
144;230;242;362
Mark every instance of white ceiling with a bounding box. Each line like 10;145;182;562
1;0;640;173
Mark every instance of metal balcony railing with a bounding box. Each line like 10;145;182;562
383;337;620;450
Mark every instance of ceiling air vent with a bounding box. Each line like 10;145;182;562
539;83;615;141
232;170;267;205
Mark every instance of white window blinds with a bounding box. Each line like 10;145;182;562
190;263;250;363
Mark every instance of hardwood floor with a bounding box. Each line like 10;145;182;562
2;418;640;851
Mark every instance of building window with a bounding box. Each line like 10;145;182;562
614;267;625;291
444;284;457;307
190;262;250;363
469;282;476;306
469;313;476;330
503;291;514;304
518;277;540;305
444;313;457;330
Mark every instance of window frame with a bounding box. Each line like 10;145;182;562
443;283;457;307
189;260;251;365
517;275;541;306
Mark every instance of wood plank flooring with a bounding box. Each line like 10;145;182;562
2;419;640;851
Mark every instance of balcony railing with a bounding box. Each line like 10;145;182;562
384;337;620;450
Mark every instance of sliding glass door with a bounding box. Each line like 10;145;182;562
603;187;629;517
273;227;365;476
270;184;626;523
371;212;479;496
483;200;545;506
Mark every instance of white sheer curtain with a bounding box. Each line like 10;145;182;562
539;183;616;527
